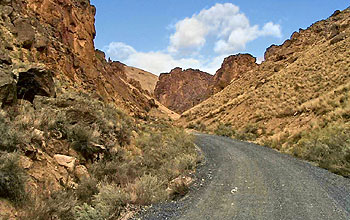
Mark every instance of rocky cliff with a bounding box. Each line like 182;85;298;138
0;0;161;118
0;1;183;218
211;54;258;94
154;54;258;114
154;67;213;114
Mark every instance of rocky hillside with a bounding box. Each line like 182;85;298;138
154;54;257;114
0;0;168;119
181;8;350;176
124;65;158;96
0;0;195;219
155;67;213;114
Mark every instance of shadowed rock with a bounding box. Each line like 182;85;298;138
0;69;16;107
16;65;55;103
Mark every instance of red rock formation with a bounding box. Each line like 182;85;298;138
154;68;213;114
212;54;258;94
154;54;258;114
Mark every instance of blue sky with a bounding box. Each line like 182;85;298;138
91;0;349;75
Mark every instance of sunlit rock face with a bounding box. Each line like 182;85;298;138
0;0;157;116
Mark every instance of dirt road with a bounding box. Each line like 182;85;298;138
136;134;350;220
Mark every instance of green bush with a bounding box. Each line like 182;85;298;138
214;123;235;137
292;123;350;177
130;174;168;205
75;177;99;204
0;117;23;152
0;152;27;206
74;183;130;220
21;190;77;220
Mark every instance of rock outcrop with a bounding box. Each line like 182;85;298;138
154;68;213;114
154;54;259;114
0;0;161;118
212;54;258;94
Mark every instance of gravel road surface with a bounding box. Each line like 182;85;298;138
135;134;350;220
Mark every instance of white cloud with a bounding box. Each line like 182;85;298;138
261;22;282;37
105;42;136;60
168;3;281;55
168;18;208;53
126;51;201;74
104;41;227;75
103;3;282;75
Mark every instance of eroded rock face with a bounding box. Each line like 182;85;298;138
0;0;157;116
154;55;259;114
154;68;213;114
16;65;55;102
212;54;258;94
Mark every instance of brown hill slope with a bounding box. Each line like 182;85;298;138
124;65;158;96
181;8;350;176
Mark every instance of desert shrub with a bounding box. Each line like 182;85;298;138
75;177;99;204
21;190;77;220
68;125;102;160
292;123;350;177
96;104;133;147
0;152;27;206
91;127;197;184
137;128;197;180
235;123;259;141
186;121;206;132
128;174;168;205
74;183;130;220
214;123;235;137
0;118;22;152
46;111;70;139
90;155;144;186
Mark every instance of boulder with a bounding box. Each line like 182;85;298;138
54;154;76;171
166;176;193;197
330;33;347;45
0;69;16;107
13;18;36;49
34;35;49;51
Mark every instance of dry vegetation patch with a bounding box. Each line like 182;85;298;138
0;86;199;219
